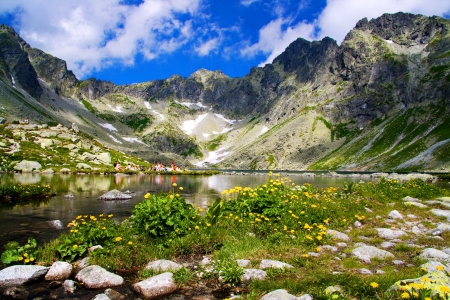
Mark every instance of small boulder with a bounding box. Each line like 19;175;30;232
387;210;403;220
92;294;110;300
241;269;267;282
351;245;394;263
133;272;177;299
0;265;49;287
144;260;182;272
98;189;132;200
260;259;294;270
59;168;72;174
45;261;72;281
419;248;450;263
76;163;92;169
375;228;407;240
236;259;251;268
13;160;42;172
260;289;310;300
75;265;123;289
430;209;450;221
327;229;350;241
63;279;77;293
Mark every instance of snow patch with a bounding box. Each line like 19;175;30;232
106;104;123;112
144;101;165;120
180;113;208;135
215;113;236;124
122;137;146;145
385;40;393;44
108;134;122;144
176;101;209;109
98;123;118;131
195;148;231;167
260;126;268;135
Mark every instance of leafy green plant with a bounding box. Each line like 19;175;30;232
215;259;244;286
1;238;40;266
173;267;194;286
132;192;202;238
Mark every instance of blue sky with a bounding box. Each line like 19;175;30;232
1;0;449;85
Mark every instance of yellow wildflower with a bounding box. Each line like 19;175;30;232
128;241;133;245
435;265;445;271
144;193;150;199
25;259;29;263
172;183;177;187
169;195;174;199
370;282;379;288
73;244;77;249
23;253;28;257
440;286;450;293
29;257;34;262
115;237;122;242
108;214;113;218
18;257;23;261
179;187;183;191
195;226;200;230
401;292;410;298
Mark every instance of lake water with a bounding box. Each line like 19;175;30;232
0;172;448;251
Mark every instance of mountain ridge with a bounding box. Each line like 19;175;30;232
0;12;449;171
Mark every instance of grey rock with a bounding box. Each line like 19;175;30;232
392;260;405;265
321;245;338;252
430;209;450;220
241;269;267;282
236;259;251;268
45;261;72;281
199;257;212;266
59;168;72;174
75;265;123;289
307;252;320;258
144;259;183;272
360;268;372;275
411;226;422;235
405;202;428;208
88;245;103;252
13;160;42;172
327;229;350;241
336;242;347;248
418;248;450;263
351;245;394;263
260;259;294;270
442;248;450;255
375;228;407;240
81;152;96;161
438;197;450;202
380;242;396;249
74;257;90;275
41;168;54;174
48;220;64;229
387;210;403;219
93;294;110;300
133;272;177;299
96;152;112;165
63;279;77;293
376;270;386;274
104;288;126;300
63;194;75;199
0;265;49;287
325;285;344;295
353;221;362;227
76;163;92;169
420;261;450;273
402;196;419;202
260;289;307;300
71;123;79;133
98;189;132;200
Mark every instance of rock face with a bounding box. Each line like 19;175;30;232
0;265;48;287
1;13;450;171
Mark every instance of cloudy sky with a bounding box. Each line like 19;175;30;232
1;0;449;84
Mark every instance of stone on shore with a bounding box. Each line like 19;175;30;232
144;259;182;272
13;160;42;172
63;279;77;293
45;261;72;281
0;265;49;287
75;265;123;289
133;272;177;299
98;189;132;200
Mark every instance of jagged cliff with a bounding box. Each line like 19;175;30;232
0;12;449;171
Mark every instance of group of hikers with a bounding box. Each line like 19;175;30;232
113;160;184;172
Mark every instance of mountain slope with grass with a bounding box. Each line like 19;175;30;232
0;13;449;171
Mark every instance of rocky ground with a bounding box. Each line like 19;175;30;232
0;194;449;299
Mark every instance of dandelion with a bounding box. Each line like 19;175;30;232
144;193;150;199
115;237;122;242
435;265;445;271
401;292;410;299
128;241;133;245
370;282;379;288
73;244;78;249
206;223;211;227
302;254;309;258
440;286;450;293
108;214;113;218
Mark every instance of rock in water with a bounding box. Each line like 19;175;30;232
133;272;177;299
75;265;123;289
0;265;49;287
98;189;132;200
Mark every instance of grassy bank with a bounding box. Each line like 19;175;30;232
2;176;450;299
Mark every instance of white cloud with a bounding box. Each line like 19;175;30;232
195;37;220;56
240;0;259;6
317;0;450;43
240;17;315;66
241;0;450;66
0;0;201;78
